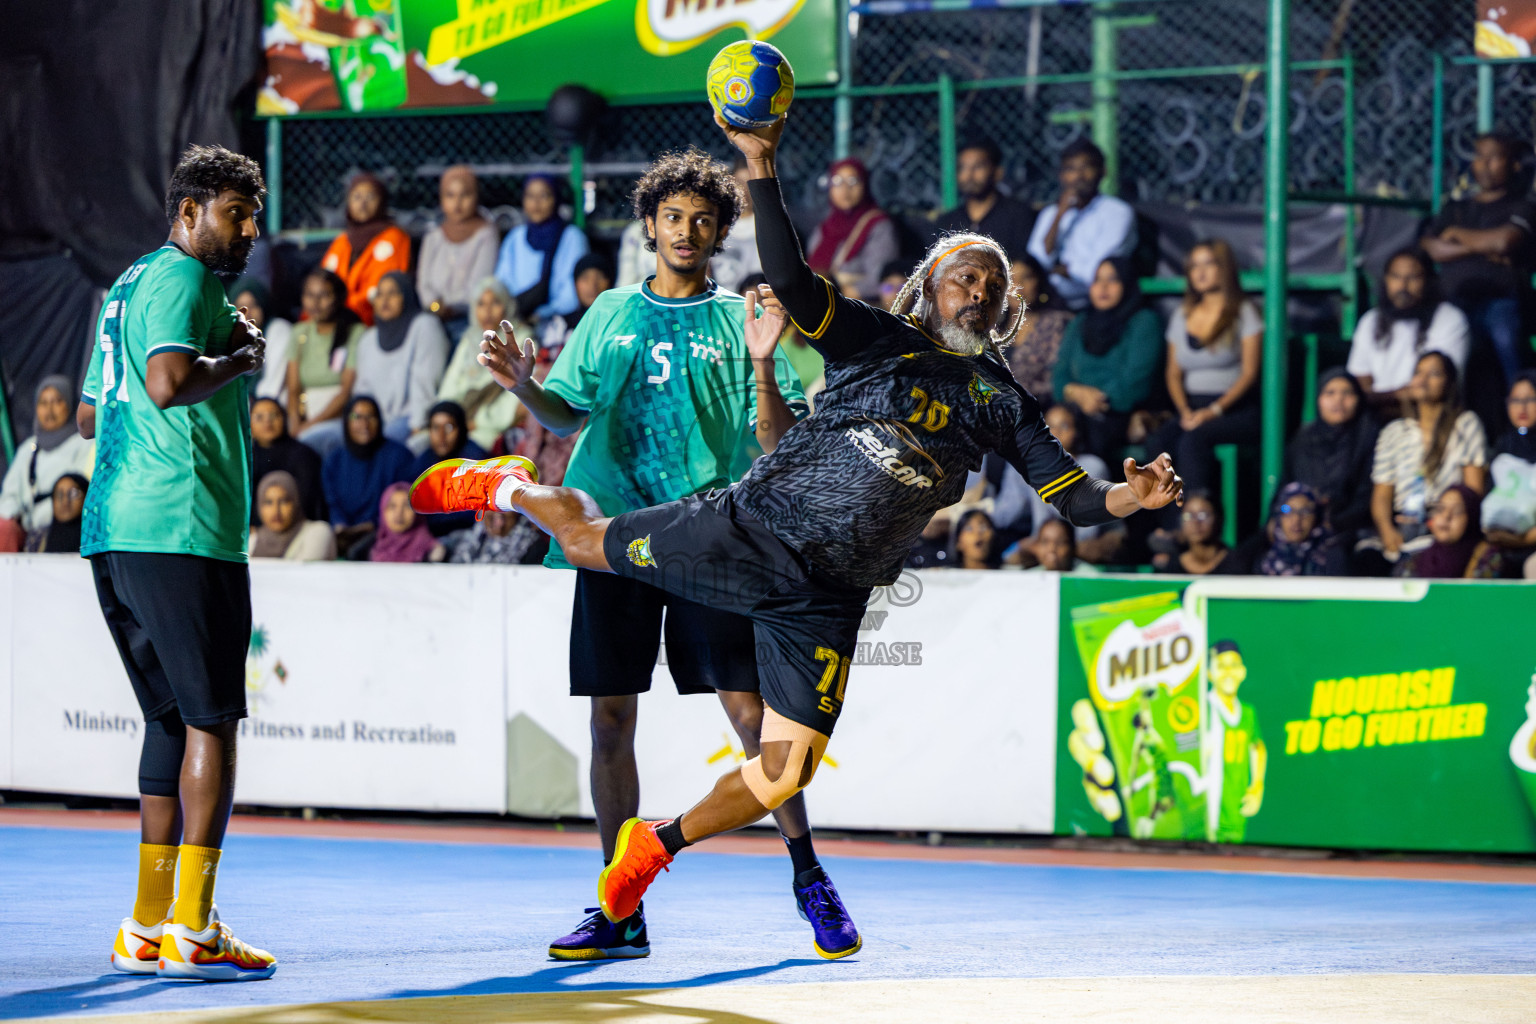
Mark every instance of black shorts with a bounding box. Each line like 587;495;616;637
570;568;758;697
602;488;872;737
90;552;252;727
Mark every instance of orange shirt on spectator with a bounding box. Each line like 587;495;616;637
321;226;412;326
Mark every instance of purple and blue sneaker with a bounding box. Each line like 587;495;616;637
794;868;862;959
548;903;649;960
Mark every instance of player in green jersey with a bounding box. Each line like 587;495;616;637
461;149;860;960
81;145;277;981
1206;640;1267;843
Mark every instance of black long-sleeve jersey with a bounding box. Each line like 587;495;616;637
731;177;1116;588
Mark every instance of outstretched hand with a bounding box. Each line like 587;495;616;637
1122;452;1184;511
715;112;785;165
743;284;788;362
477;318;537;392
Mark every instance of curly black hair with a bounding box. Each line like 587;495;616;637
164;144;267;223
631;147;741;255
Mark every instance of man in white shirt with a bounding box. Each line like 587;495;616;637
1026;138;1138;310
1347;248;1471;414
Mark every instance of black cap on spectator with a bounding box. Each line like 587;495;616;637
574;253;613;281
1211;639;1241;656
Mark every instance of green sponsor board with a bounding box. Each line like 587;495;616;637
258;0;837;116
1056;577;1536;854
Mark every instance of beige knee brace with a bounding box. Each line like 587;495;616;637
739;707;829;810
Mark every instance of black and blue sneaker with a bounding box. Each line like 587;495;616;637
794;868;862;959
548;902;649;960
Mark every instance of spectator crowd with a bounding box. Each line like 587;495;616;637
6;132;1536;581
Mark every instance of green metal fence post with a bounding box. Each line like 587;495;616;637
1260;0;1290;510
1478;62;1495;132
265;118;283;233
938;73;957;210
834;0;853;159
1091;2;1120;195
1432;53;1445;214
569;143;585;229
1341;53;1358;335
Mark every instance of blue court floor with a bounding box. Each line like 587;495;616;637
2;823;1534;1022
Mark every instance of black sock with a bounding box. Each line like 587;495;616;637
656;816;691;857
784;832;822;883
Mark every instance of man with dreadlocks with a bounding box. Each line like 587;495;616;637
1347;247;1469;417
409;115;1183;950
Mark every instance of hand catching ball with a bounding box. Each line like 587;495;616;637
707;40;794;130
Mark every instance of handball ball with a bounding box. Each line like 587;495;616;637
707;41;794;130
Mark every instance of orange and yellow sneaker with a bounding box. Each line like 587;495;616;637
157;905;276;982
111;915;166;975
598;818;674;923
408;455;538;517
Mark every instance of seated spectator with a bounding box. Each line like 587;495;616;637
1052;257;1163;457
1026;138;1137;310
322;396;413;556
250;397;326;524
286;268;365;454
1152;491;1231;574
1482;371;1536;577
1365;351;1488;568
1145;240;1262;504
352;271;450;449
417;164;499;341
0;375;94;552
1283;369;1380;539
320;171;411;326
229;276;293;401
24;472;87;553
1021;518;1100;574
409;400;486;536
1004;253;1073;399
1254;483;1347;576
806;158;899;302
1347;248;1470;414
710;155;763;293
1400;483;1503;579
949;508;1000;570
438;277;528;451
932;137;1036;263
540;253;613;353
1420;132;1536;388
448;509;550;565
615;218;650;288
369;482;446;563
495;174;590;323
248;471;336;561
876;259;909;312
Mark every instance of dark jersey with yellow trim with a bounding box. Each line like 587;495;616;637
733;177;1095;589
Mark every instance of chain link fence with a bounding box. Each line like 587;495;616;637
272;0;1482;237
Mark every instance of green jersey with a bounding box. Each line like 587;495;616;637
541;281;807;569
81;245;251;563
1210;694;1264;843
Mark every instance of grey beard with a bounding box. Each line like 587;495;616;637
935;319;988;355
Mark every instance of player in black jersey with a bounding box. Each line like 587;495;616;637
410;113;1183;941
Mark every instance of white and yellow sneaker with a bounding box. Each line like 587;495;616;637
111;915;166;975
157;905;276;982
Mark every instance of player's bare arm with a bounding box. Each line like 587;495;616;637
744;285;795;452
478;319;586;436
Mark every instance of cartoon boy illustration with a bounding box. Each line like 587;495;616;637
1206;639;1266;843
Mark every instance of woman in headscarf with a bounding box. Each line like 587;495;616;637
437;277;528;451
494;173;590;323
350;271;450;448
1005;253;1075;399
286;267;365;454
1283;368;1380;539
250;397;326;524
0;375;94;552
320;171;412;325
228;276;294;402
321;395;414;556
417;165;499;340
248;471;337;561
1051;257;1164;458
448;509;549;565
24;472;88;553
805;158;899;303
369;482;446;563
1256;482;1347;576
408;400;487;536
1483;370;1536;578
1402;483;1503;579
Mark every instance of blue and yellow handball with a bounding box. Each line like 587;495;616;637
707;41;794;130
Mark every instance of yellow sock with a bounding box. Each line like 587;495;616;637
172;845;222;932
132;844;178;925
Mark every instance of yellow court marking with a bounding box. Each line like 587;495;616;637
35;974;1536;1023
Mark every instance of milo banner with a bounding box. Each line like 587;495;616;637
258;0;837;115
1056;577;1536;854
